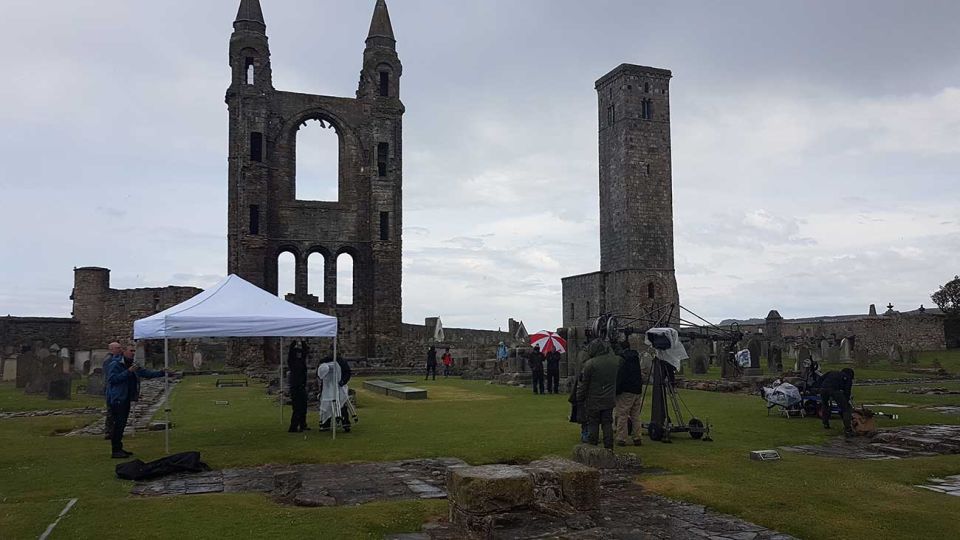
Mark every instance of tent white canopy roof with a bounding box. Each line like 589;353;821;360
134;274;338;339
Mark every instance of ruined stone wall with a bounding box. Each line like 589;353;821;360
0;317;79;352
72;267;201;350
394;322;509;367
740;314;946;355
562;272;605;328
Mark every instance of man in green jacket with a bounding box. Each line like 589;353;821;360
576;340;623;449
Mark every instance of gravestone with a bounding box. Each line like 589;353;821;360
826;345;841;364
840;338;852;361
889;344;904;364
798;346;812;363
854;349;870;368
768;345;783;373
820;340;831;361
75;350;91;373
690;341;710;375
745;339;762;375
86;371;105;395
17;350;42;392
59;348;71;374
2;358;17;382
192;351;204;370
48;378;72;400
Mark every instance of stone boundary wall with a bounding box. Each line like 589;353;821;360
395;322;510;367
740;314;946;355
0;317;79;353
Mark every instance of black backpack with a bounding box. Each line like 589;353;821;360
116;451;210;481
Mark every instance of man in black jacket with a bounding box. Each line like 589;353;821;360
545;350;561;394
615;347;644;446
820;368;855;436
336;356;353;432
528;346;546;395
425;346;437;380
288;341;310;433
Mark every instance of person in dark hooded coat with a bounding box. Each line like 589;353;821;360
288;341;310;433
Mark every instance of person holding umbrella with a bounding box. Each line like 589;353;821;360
530;330;568;395
528;346;546;394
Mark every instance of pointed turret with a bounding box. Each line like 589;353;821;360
234;0;266;33
366;0;396;49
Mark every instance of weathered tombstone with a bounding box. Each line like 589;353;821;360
854;349;870;368
192;351;204;370
820;340;831;361
798;346;811;363
745;339;762;375
86;371;105;395
1;358;17;382
889;344;904;364
768;345;783;373
690;341;710;375
840;338;852;361
48;378;71;400
17;350;42;391
826;345;841;364
75;350;91;373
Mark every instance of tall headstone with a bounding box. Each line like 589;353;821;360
747;338;761;369
768;345;783;373
840;338;852;361
2;358;17;382
690;340;710;375
826;345;841;364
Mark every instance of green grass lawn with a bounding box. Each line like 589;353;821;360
2;374;960;539
0;380;104;413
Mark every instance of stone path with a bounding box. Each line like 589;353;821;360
395;469;797;540
915;474;960;496
131;458;465;506
66;377;176;437
781;424;960;459
0;407;103;420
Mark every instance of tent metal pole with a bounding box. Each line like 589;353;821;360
332;337;338;441
279;338;284;425
164;337;170;455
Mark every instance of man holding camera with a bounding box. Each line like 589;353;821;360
104;344;171;458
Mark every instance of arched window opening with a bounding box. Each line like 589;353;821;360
647;282;656;299
245;57;255;85
379;72;390;97
295;119;339;202
337;253;354;305
308;252;325;303
277;252;296;300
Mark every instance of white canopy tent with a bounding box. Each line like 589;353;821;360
134;274;338;452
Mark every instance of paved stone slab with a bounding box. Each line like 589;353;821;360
781;424;960;459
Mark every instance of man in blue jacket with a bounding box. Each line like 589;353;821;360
102;342;123;440
105;345;169;458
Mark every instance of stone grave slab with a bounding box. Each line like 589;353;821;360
363;380;428;400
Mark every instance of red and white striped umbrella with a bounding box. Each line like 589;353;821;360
530;330;567;354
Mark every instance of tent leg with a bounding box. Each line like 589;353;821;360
332;338;338;441
164;337;170;455
279;338;284;426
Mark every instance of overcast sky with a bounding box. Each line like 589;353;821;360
2;0;959;332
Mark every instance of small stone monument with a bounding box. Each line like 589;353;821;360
889;344;904;364
48;378;72;400
192;351;204;370
86;371;105;395
768;345;783;373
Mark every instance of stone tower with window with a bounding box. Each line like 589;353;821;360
562;64;680;332
226;0;403;358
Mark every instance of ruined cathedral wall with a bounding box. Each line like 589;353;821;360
0;317;79;352
393;322;510;366
754;316;946;356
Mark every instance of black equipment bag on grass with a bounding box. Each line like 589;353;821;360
116;451;210;481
